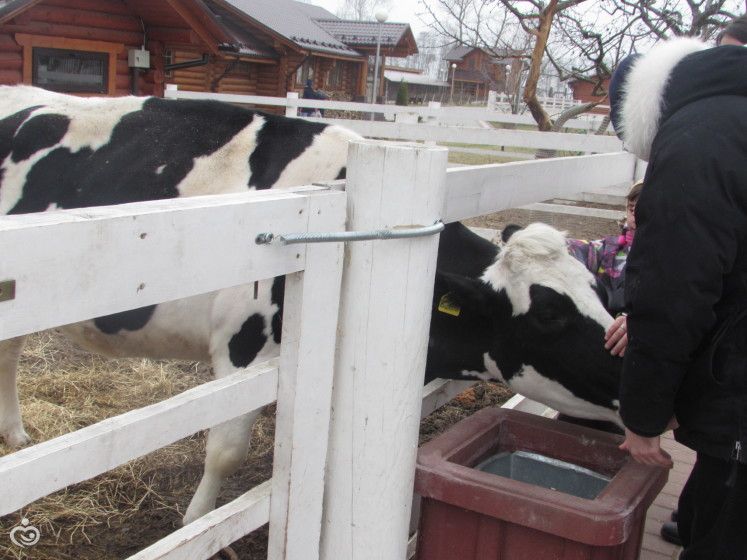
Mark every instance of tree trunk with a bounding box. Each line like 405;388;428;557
522;0;558;132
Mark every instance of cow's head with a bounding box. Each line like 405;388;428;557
427;223;622;425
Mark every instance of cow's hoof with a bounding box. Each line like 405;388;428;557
2;427;31;449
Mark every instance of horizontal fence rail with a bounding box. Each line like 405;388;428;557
443;151;636;223
310;119;621;153
164;89;609;132
127;481;272;560
0;361;278;517
0;187;344;340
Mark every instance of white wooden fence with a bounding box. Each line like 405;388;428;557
0;107;638;559
164;86;612;134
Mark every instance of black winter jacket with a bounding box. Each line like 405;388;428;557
617;40;747;464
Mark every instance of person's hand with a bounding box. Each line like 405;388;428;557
619;428;673;468
605;314;628;356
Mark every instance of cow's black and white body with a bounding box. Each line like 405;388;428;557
0;86;623;526
0;86;360;523
430;222;622;426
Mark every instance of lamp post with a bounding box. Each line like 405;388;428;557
370;10;388;119
504;63;512;109
450;63;457;104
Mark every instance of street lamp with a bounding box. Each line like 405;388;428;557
504;63;512;107
370;10;388;117
450;63;457;104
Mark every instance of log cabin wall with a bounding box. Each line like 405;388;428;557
0;0;368;102
1;0;160;96
0;0;233;98
168;47;210;92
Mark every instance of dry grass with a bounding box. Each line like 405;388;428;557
1;331;510;559
0;332;275;560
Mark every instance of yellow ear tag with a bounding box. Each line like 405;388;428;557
438;293;461;317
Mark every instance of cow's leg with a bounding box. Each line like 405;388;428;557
184;284;277;524
0;336;31;448
183;407;261;524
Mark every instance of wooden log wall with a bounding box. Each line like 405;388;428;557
169;47;209;92
0;0;213;97
0;32;22;84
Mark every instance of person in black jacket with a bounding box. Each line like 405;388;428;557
301;79;328;117
609;36;747;559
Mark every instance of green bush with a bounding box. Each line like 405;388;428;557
395;79;409;106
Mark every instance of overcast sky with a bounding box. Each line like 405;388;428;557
307;0;429;35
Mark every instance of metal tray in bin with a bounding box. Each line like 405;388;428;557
475;450;611;499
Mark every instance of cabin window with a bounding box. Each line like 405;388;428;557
327;61;343;88
295;60;315;86
32;48;108;93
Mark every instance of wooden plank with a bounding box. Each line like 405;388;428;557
321;140;448;560
420;379;476;418
442;152;636;223
502;394;557;417
315;120;622;153
519;202;624;220
0;188;343;340
268;191;346;560
0;361;279;516
127;481;271;560
446;145;534;161
164;90;601;131
5;23;142;46
27;5;142;31
165;88;288;107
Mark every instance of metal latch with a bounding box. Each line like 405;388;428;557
0;279;15;303
256;222;445;246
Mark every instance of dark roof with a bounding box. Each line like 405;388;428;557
444;45;473;61
206;1;278;59
445;45;509;62
0;0;39;23
314;19;410;48
290;0;337;20
217;0;361;58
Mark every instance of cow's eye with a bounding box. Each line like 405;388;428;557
532;307;570;329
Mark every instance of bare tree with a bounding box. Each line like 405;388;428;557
391;31;451;78
610;0;742;41
336;0;393;20
419;0;743;130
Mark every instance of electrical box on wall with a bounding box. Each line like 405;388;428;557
128;49;150;69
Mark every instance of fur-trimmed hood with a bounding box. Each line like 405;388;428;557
617;38;747;160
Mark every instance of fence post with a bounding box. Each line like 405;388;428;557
320;140;448;560
164;83;178;99
286;92;299;118
487;90;496;109
425;101;441;146
267;190;346;560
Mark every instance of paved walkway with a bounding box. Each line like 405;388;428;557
640;432;695;560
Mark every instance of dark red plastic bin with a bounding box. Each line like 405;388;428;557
415;408;668;560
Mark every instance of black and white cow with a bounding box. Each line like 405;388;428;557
0;86;622;525
430;222;622;427
0;85;361;523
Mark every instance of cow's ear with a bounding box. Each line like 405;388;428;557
433;272;495;320
501;224;523;243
